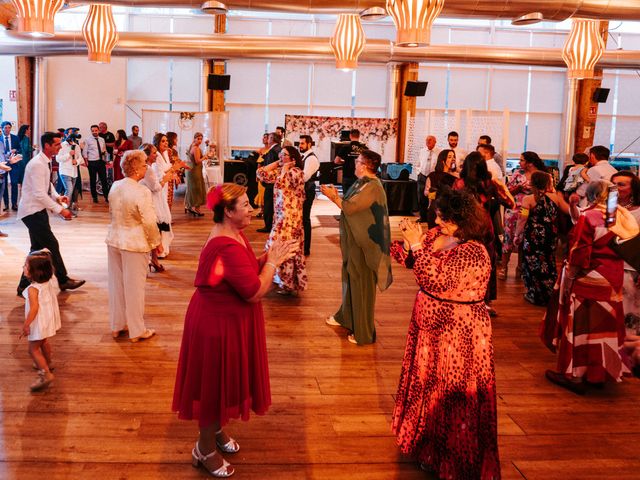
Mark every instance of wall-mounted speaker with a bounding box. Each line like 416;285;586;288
208;74;230;91
404;81;428;97
592;87;610;103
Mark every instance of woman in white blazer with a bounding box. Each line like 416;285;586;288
105;150;162;343
152;133;175;258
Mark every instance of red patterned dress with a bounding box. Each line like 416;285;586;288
257;165;307;292
391;229;501;480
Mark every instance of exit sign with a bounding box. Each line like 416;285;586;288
9;90;16;101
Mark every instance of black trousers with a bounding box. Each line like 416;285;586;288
88;160;109;201
263;183;274;230
417;173;429;221
303;183;316;255
18;209;69;292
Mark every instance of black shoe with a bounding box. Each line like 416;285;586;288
257;227;271;233
545;370;586;395
59;278;86;291
17;287;24;297
304;251;310;256
11;205;18;211
93;198;98;204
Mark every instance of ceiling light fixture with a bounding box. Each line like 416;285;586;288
330;14;366;71
511;12;544;26
386;0;444;47
9;0;64;37
561;18;605;79
82;4;119;64
359;7;387;21
201;1;228;14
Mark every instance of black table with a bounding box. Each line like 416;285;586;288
382;179;418;215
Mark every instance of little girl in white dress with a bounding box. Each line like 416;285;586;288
22;249;61;392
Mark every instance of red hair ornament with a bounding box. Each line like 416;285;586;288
206;185;224;210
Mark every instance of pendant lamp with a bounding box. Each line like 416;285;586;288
82;4;119;64
386;0;445;47
562;19;605;79
10;0;64;37
329;14;366;71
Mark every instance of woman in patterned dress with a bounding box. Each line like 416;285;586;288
499;151;547;279
542;181;628;394
391;188;500;479
514;172;570;305
256;145;307;295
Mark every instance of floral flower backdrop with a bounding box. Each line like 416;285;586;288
284;115;398;164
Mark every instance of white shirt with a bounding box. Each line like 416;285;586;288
486;158;503;181
82;135;106;162
105;177;161;253
302;150;320;182
417;147;441;177
451;146;467;163
587;160;618;182
17;151;63;220
57;141;84;178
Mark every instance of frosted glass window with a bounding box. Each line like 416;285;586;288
171;59;201;103
311;64;353;106
269;62;310;105
353;108;386;118
355;65;388;108
593;116;613;148
488;68;529;112
615;74;640;116
362;23;396;42
128;59;170;102
450;28;490;45
311;106;352;117
269;105;308;132
271;19;313;37
531;32;567;48
416;66;448;110
529;69;566;113
597;71;617;115
228;105;267;148
494;30;530;47
226;19;270;36
430;26;449;44
526;113;562;156
174;17;215;34
615;117;640;155
447;67;488;110
507;112;526;154
225;61;267;104
315;21;336;37
129;15;171;32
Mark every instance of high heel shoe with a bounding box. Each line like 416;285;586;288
186;208;203;217
216;430;240;453
192;442;234;477
149;262;165;273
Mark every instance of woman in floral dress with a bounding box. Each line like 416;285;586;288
256;145;307;294
391;188;500;479
514;172;570;305
499;151;547;279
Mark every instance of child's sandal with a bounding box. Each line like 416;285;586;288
30;373;54;392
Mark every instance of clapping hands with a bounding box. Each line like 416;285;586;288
399;218;424;246
268;238;298;266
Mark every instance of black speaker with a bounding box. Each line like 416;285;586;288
592;87;610;103
404;81;428;97
208;74;230;91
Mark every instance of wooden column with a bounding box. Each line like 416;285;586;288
395;62;418;163
206;14;227;113
15;57;34;128
573;21;609;154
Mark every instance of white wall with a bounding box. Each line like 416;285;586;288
45;56;127;138
0;56;17;125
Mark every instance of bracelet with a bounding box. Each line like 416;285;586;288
410;243;422;251
265;262;277;270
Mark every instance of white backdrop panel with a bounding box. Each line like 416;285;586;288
127;58;170;102
529;69;566;113
355;65;388;108
312;64;354;106
269;62;310;105
225;61;267;104
489;68;529;111
416;66;448;110
228;105;266;147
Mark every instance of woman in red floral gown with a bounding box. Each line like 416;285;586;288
391;188;501;480
256;145;307;294
172;184;296;478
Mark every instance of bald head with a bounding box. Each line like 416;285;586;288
426;135;437;150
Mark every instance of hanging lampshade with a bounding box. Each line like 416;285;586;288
329;14;366;71
386;0;444;47
561;19;605;79
82;4;119;64
9;0;64;37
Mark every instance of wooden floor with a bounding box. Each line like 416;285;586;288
1;189;639;480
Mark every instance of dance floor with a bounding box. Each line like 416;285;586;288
1;190;639;479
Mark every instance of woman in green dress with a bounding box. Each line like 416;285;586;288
185;132;208;217
321;150;393;345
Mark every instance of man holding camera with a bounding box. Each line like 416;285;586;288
58;128;85;214
17;131;85;295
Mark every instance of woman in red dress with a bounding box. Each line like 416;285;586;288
112;129;133;181
172;183;295;478
391;188;501;480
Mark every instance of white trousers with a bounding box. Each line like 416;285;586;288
108;246;149;339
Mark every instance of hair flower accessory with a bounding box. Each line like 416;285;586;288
206;185;224;210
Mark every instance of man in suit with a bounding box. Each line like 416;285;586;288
2;121;23;211
82;124;110;203
0;140;20;236
257;131;281;233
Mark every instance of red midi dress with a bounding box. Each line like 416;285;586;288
172;233;271;428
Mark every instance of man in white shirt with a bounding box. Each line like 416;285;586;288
416;135;440;221
82;124;109;203
583;145;618;182
478;135;504;173
447;131;467;164
477;144;504;181
299;135;320;256
17;131;85;295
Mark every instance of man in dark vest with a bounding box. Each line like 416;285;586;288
299;135;319;256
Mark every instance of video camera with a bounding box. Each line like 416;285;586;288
65;127;82;144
